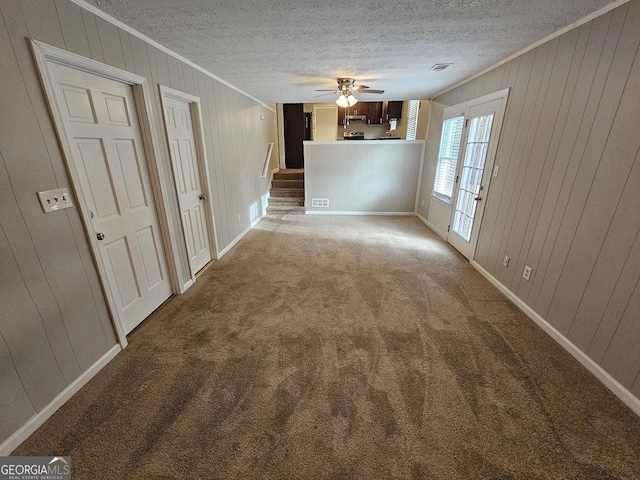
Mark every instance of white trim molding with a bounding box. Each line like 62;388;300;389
433;0;631;99
413;141;427;212
305;211;415;216
70;0;274;113
0;345;121;455
470;260;640;418
216;213;266;259
415;212;448;240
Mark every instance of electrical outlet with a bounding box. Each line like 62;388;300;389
37;188;73;213
421;199;425;207
523;265;532;281
503;255;510;267
236;214;240;223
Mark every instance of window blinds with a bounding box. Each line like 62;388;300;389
406;100;419;140
433;115;465;200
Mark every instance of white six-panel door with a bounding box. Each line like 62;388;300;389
48;62;172;334
161;94;212;275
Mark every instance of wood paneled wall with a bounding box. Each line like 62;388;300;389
421;0;640;401
0;0;276;446
304;141;424;213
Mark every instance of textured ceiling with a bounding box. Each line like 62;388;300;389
85;0;616;103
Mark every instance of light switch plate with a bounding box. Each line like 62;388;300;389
37;188;73;213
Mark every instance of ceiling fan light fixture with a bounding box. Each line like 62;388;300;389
336;94;349;108
336;93;358;107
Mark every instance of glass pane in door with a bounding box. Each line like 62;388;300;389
451;113;494;241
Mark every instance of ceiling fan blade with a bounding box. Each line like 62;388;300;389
352;85;370;91
314;89;339;92
313;92;339;98
358;89;385;94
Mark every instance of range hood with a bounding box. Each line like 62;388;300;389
345;114;367;122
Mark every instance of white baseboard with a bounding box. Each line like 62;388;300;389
470;260;640;418
216;213;265;259
415;212;448;240
305;211;414;216
0;345;122;455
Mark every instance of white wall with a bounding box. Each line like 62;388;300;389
416;101;445;225
415;100;431;140
0;0;276;449
418;0;640;408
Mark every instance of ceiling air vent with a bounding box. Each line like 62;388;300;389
311;198;329;208
430;63;453;72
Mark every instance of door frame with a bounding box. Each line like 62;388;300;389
159;85;219;284
447;88;510;260
31;40;183;347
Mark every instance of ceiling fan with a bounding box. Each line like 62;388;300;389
314;78;384;107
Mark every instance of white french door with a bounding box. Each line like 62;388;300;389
448;91;509;259
160;90;213;275
47;62;172;334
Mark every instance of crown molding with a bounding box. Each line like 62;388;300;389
70;0;275;113
433;0;631;99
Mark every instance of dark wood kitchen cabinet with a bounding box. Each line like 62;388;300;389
352;104;368;118
368;102;384;124
337;102;386;125
338;106;364;125
385;101;403;120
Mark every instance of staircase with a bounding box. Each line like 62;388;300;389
267;169;305;213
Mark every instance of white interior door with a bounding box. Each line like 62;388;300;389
313;105;338;141
161;94;212;275
448;95;507;259
48;62;172;334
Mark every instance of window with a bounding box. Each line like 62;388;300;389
433;115;465;202
405;100;420;140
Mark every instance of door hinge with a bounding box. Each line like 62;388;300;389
447;225;450;232
455;175;459;184
465;119;469;128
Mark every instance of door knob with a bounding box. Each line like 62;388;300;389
96;232;105;241
199;193;207;200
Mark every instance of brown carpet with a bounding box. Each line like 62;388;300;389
14;214;640;479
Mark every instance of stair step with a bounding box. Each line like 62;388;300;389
270;188;304;198
273;172;304;181
268;197;304;206
272;179;304;189
267;205;306;214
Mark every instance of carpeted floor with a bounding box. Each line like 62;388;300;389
14;214;640;479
